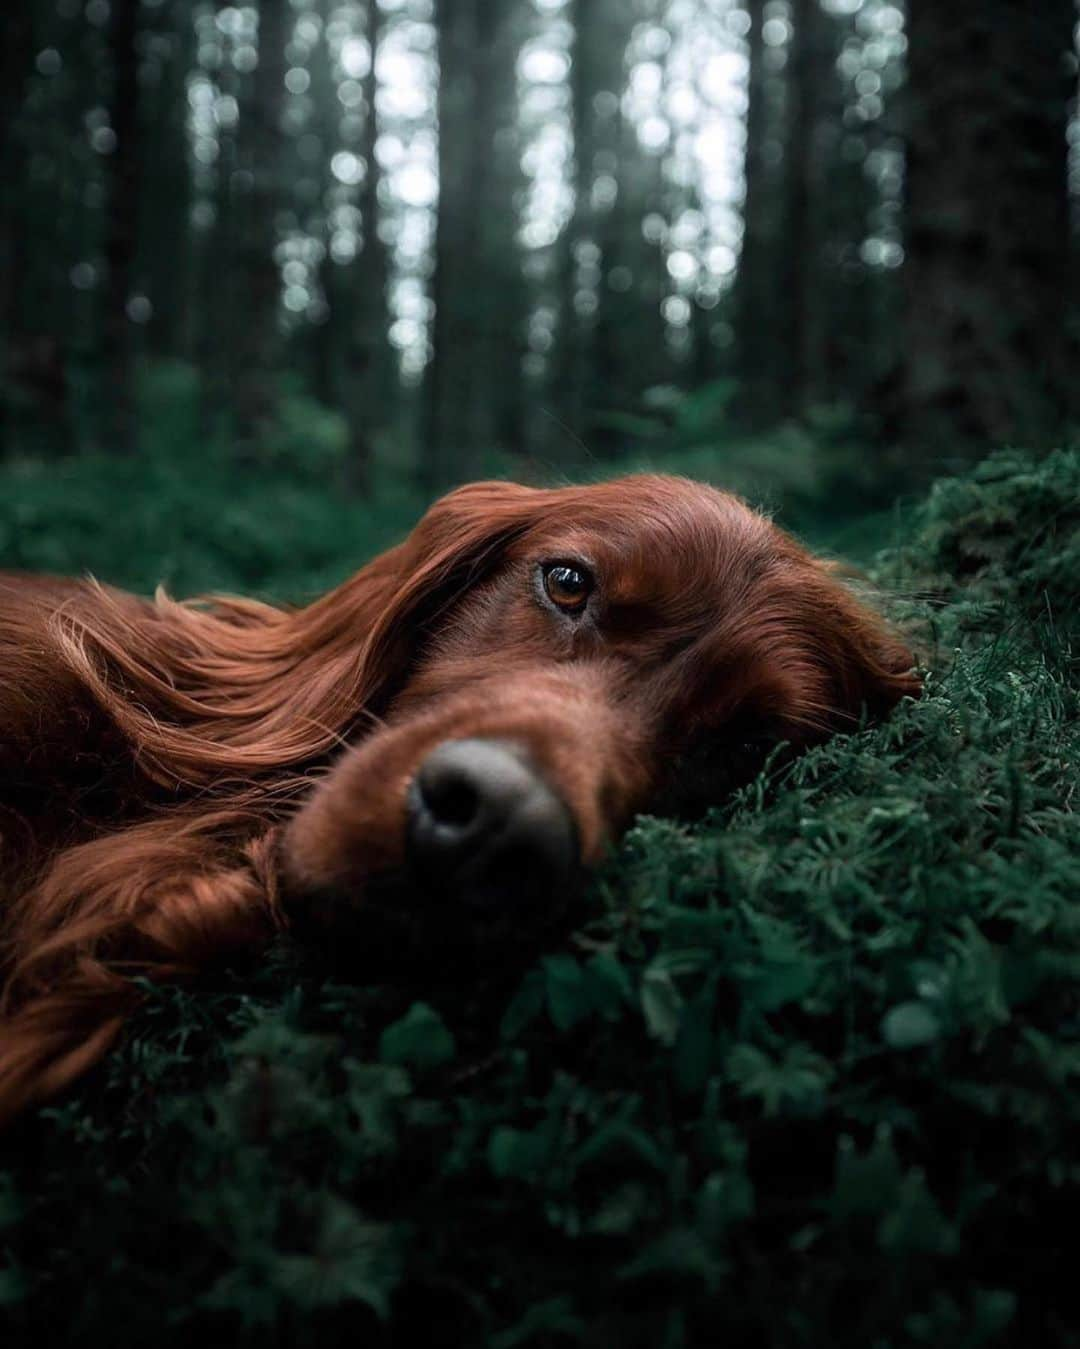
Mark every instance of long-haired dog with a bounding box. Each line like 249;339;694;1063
0;476;919;1124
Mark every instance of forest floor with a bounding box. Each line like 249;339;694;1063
0;439;1078;1347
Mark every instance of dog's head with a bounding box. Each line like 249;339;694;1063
281;476;919;961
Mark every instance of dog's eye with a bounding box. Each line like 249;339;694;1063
542;562;593;613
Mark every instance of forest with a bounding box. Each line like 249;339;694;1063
1;1;1080;1346
1;0;1077;503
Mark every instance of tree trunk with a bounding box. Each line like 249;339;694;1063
0;0;37;456
779;0;829;420
232;0;288;458
101;0;141;454
425;0;474;491
734;0;774;426
549;0;595;450
142;1;196;358
554;0;634;454
341;0;391;495
892;0;1076;455
425;0;517;490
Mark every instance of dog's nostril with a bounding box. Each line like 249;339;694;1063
407;738;578;905
419;766;480;828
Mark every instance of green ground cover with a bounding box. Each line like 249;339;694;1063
1;445;1078;1347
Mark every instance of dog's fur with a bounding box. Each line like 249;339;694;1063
0;476;919;1123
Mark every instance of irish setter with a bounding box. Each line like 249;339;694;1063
0;476;919;1124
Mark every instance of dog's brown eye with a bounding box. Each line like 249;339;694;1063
542;562;593;613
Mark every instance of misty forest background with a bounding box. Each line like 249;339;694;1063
1;0;1078;576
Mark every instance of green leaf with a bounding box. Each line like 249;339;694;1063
0;1175;21;1230
544;955;591;1031
877;1170;958;1257
378;1002;456;1071
641;965;683;1046
672;985;715;1094
272;1197;399;1319
490;1295;584;1347
882;1001;942;1050
697;1170;755;1239
343;1062;411;1154
726;1043;834;1116
618;1228;723;1290
0;1264;27;1307
488;1126;551;1183
584;952;634;1021
500;968;546;1040
830;1131;903;1220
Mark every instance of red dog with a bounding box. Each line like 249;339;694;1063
0;476;918;1123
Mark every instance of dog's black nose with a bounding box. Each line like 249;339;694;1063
407;739;577;909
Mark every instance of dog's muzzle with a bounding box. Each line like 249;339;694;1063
406;738;578;911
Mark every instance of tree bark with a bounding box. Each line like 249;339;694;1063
734;0;774;426
891;0;1076;455
142;1;196;358
425;0;521;490
779;0;829;420
232;0;288;458
425;0;475;491
101;0;141;454
549;0;595;448
0;0;37;456
341;0;391;495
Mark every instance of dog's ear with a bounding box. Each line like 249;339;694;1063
809;565;921;728
354;481;547;708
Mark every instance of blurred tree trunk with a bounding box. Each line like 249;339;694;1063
309;2;342;411
425;0;475;490
232;0;288;458
552;0;634;454
142;2;195;358
101;0;141;454
341;0;391;494
425;0;524;489
0;0;36;455
197;4;238;441
779;0;830;420
734;0;774;427
479;6;529;459
550;0;595;449
887;0;1076;455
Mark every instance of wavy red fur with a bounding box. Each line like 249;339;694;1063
0;476;919;1124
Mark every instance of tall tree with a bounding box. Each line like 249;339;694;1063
549;0;595;447
0;0;41;455
887;0;1076;454
140;1;196;359
340;0;391;493
232;0;288;458
101;0;142;454
425;0;527;489
778;0;833;420
550;0;635;453
734;0;777;427
425;0;477;489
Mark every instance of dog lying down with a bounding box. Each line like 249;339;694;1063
0;475;919;1123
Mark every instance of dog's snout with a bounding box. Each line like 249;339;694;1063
408;738;577;908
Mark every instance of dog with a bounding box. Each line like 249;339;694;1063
0;475;919;1123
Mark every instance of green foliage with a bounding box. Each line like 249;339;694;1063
0;363;421;599
1;447;1078;1346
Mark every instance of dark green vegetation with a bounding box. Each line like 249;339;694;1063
1;446;1077;1347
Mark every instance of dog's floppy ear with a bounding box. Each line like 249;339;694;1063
353;480;547;708
809;565;921;727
